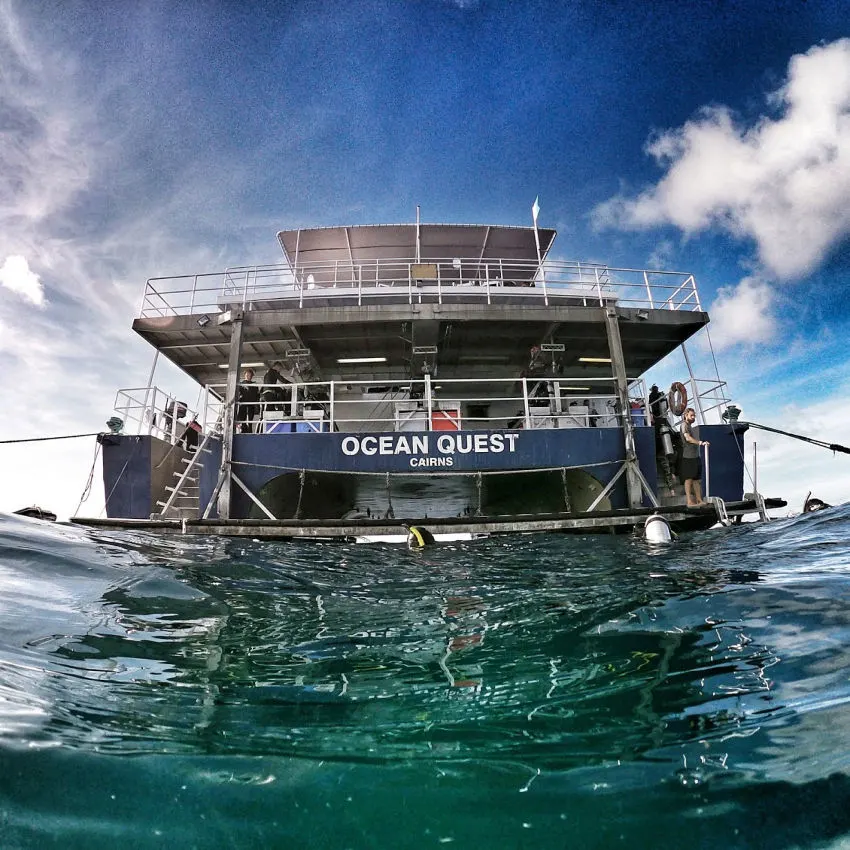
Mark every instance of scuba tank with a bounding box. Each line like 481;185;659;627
659;421;675;457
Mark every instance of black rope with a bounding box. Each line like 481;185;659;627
0;432;101;444
744;421;850;455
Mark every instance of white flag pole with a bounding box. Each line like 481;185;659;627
532;197;546;300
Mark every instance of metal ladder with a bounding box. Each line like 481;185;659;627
709;496;731;527
154;427;218;519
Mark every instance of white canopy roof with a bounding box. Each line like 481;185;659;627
277;224;557;281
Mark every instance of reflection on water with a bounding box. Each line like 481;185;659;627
2;508;850;847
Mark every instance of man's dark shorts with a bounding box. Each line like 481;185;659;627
679;457;702;482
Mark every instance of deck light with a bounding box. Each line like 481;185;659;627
578;357;612;363
337;357;387;364
196;315;211;327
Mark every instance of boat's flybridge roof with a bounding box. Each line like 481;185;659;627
277;224;557;274
132;222;708;391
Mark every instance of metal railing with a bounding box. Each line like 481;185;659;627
113;386;221;443
137;258;701;318
113;372;739;442
185;376;651;435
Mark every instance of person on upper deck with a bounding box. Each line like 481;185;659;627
649;384;668;425
237;368;259;433
679;407;709;507
262;361;288;411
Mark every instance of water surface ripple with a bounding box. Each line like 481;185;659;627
2;508;850;848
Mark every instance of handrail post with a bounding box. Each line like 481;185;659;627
329;381;335;432
522;378;531;429
358;264;362;306
425;373;433;430
704;443;710;499
437;263;442;305
643;270;655;309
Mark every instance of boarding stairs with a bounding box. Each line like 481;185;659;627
153;429;218;520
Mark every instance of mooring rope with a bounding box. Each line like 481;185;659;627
0;432;101;444
74;439;103;517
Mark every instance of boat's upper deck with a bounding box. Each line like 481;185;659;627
132;224;708;388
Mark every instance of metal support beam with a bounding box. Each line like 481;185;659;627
231;472;277;519
604;307;643;509
215;310;244;519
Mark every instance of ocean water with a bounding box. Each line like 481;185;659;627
2;510;850;849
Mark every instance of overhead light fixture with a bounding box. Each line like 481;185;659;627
337;357;387;364
196;315;211;327
562;387;591;391
578;357;612;363
217;362;265;369
286;348;311;358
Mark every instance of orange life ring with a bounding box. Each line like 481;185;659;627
668;382;688;416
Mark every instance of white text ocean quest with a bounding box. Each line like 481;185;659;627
340;433;520;468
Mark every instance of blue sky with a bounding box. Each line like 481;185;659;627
1;0;849;519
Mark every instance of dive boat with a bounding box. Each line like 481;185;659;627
77;220;780;538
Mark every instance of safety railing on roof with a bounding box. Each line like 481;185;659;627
137;259;701;318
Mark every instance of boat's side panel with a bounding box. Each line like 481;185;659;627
101;435;153;519
700;424;747;502
231;428;630;474
101;435;193;519
198;428;660;518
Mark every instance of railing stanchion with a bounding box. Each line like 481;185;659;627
522;378;531;430
329;381;335;433
704;443;710;499
643;271;654;309
425;373;433;430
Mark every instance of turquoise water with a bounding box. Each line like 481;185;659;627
2;510;850;848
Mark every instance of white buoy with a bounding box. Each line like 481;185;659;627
644;513;673;544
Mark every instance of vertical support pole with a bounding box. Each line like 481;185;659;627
604;307;643;509
680;342;705;423
329;381;335;433
753;441;758;498
425;372;433;430
704;443;710;499
216;310;245;520
643;270;654;309
141;351;160;436
522;378;531;430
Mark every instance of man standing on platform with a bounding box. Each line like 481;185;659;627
679;407;709;507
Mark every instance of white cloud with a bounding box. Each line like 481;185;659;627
742;388;850;515
0;254;45;305
593;38;850;280
704;276;777;349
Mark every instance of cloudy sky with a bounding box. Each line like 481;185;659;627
1;0;849;520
